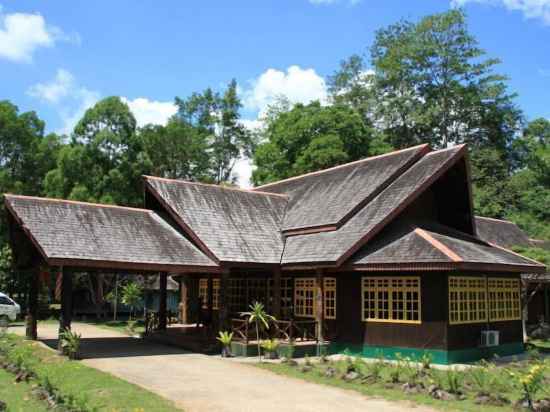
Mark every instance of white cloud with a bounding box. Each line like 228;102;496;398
27;69;100;135
538;68;550;76
0;8;79;62
243;65;327;117
27;68;75;104
121;97;178;128
451;0;550;25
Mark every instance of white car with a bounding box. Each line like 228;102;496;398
0;292;20;322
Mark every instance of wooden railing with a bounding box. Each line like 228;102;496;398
231;318;318;343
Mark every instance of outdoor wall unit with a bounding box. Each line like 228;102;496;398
480;330;500;347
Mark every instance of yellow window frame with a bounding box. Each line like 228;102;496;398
488;277;521;321
294;278;316;318
198;278;208;309
361;276;421;324
448;276;488;325
324;277;337;320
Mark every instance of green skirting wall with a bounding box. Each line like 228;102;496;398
328;342;525;364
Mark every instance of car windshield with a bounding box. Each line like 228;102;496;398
0;296;14;305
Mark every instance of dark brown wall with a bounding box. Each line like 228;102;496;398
331;272;448;349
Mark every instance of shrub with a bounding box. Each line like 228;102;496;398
60;328;82;359
509;362;546;408
445;368;463;394
420;352;432;370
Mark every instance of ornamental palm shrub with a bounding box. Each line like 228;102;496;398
60;328;81;360
217;331;233;357
261;339;280;359
121;282;142;320
240;301;275;362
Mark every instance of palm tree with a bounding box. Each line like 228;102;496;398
240;301;275;362
121;281;142;320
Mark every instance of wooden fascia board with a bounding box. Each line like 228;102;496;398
346;261;546;274
414;228;462;262
143;179;220;265
335;145;468;267
462;150;477;236
47;257;220;274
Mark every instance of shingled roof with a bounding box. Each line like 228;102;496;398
281;145;467;265
144;177;288;264
475;216;533;249
5;195;217;272
254;144;429;233
350;222;546;273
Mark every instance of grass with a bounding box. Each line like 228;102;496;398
254;354;550;412
0;367;51;411
0;333;181;412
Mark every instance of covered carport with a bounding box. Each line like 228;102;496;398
4;194;219;342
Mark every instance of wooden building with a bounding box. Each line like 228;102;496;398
5;144;546;363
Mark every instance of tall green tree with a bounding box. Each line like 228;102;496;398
252;101;386;186
175;80;252;184
44;97;151;206
329;9;523;154
0;101;61;197
140;119;210;180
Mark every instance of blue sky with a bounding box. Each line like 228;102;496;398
1;0;549;184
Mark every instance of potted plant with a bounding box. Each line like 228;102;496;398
60;328;81;360
216;331;233;357
261;339;279;359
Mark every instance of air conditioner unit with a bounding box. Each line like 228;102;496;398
480;330;500;347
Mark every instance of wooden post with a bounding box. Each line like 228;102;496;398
26;268;39;340
179;277;187;324
207;274;213;322
315;269;324;344
58;268;73;351
272;268;281;318
158;273;167;330
219;270;230;331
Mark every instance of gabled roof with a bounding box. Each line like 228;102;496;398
350;222;546;273
475;216;532;249
5;195;217;272
144;177;288;264
254;144;429;233
281;145;467;265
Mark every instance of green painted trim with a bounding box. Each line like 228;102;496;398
328;342;525;365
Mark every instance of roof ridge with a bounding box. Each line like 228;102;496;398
4;194;150;213
143;175;289;199
253;144;431;190
475;215;516;225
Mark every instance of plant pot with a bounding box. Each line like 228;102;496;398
221;346;232;358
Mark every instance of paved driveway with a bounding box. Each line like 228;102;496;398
12;322;435;412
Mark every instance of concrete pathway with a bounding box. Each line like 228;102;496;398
11;322;436;412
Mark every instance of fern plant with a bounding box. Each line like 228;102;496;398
60;328;81;360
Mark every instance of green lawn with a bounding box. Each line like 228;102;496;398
0;334;181;412
530;339;550;350
0;367;50;412
255;354;550;412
